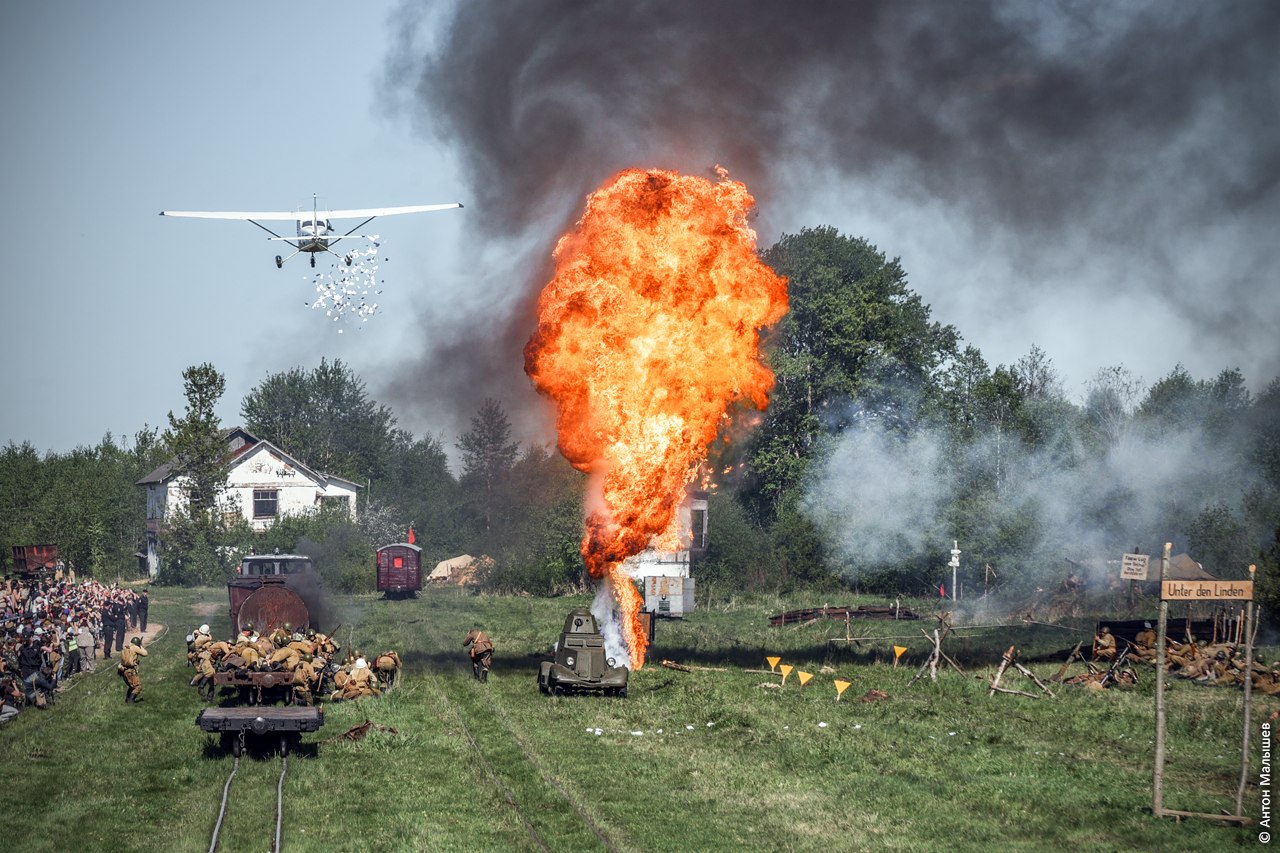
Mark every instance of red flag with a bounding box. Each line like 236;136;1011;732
938;583;946;598
407;525;416;545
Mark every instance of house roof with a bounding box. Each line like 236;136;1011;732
136;426;259;486
135;427;359;492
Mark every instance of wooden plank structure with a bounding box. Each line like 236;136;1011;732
769;603;920;627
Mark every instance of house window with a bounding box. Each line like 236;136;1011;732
253;489;279;519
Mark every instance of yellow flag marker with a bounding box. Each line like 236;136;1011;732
766;656;781;672
797;671;813;686
779;664;793;684
893;645;907;667
834;679;852;700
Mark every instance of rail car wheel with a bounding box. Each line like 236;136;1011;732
279;734;290;757
231;732;244;758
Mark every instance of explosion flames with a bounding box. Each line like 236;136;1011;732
525;167;788;668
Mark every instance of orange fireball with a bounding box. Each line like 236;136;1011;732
525;167;788;668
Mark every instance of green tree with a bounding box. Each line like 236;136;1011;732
165;363;228;517
241;358;398;484
457;398;519;541
743;227;958;523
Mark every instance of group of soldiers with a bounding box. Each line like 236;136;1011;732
186;621;403;705
1087;622;1280;694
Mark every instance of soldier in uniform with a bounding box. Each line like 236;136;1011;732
118;636;148;703
190;647;217;699
340;658;379;700
374;650;401;689
293;654;319;706
1093;626;1117;662
463;628;494;682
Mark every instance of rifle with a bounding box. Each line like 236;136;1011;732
1099;646;1131;688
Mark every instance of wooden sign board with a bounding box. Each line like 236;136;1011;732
1120;553;1149;581
1161;580;1253;601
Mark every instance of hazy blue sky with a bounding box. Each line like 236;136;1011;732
3;2;1277;459
0;3;467;453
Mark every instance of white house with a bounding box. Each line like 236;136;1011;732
137;427;360;576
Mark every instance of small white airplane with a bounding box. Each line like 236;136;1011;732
160;194;462;267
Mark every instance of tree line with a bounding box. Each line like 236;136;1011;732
2;226;1277;613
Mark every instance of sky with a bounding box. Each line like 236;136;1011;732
3;1;1278;461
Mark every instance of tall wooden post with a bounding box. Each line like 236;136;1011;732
1236;564;1258;816
1153;542;1171;816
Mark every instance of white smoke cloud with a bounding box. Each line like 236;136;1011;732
803;405;1259;588
591;578;632;669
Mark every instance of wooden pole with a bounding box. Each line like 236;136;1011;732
1153;542;1171;817
989;646;1015;697
930;629;942;681
1051;642;1084;684
1236;565;1258;816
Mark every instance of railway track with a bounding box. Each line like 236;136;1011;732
207;731;291;853
418;622;622;852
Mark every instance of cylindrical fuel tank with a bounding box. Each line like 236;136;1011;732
237;586;310;634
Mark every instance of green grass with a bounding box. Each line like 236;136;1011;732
1;586;1269;851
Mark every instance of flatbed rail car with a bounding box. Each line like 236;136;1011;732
213;668;299;705
376;542;422;598
197;706;323;756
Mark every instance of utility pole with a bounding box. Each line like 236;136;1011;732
949;541;961;601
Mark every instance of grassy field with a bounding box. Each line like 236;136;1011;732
1;585;1270;851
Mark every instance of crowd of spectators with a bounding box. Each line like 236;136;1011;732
1;566;149;723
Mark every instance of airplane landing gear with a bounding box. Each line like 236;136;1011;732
344;253;353;266
310;255;316;268
275;255;283;269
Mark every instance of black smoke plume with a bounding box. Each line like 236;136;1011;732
383;0;1280;440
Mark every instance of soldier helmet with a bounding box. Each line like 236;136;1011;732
1216;651;1227;660
355;658;368;669
131;636;142;646
199;624;210;634
1143;622;1152;629
1101;626;1111;633
283;622;292;631
302;653;313;663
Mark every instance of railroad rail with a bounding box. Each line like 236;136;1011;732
207;748;288;853
197;706;323;852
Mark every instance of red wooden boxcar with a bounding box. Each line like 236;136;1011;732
376;543;422;598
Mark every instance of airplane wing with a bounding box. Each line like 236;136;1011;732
321;203;463;218
160;210;302;221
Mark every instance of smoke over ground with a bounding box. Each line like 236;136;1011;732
803;406;1262;591
385;0;1280;434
